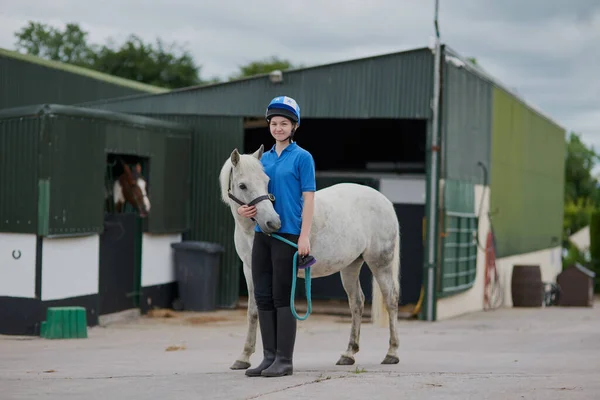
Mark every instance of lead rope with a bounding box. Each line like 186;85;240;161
269;233;312;321
227;179;312;320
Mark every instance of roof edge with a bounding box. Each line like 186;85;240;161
0;103;192;133
75;46;434;107
0;104;48;119
167;46;434;94
0;47;170;94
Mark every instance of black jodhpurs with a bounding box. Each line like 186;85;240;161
252;231;299;311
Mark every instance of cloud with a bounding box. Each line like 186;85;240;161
0;0;599;143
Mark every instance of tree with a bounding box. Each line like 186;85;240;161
564;132;600;204
563;197;596;248
589;210;600;292
229;56;302;80
13;21;205;89
562;132;600;254
91;35;202;89
14;21;94;66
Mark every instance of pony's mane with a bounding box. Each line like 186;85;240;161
219;153;265;204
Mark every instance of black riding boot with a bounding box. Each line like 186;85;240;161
261;306;296;377
245;310;277;377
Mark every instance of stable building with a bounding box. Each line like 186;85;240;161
0;104;192;334
0;43;566;333
79;44;566;321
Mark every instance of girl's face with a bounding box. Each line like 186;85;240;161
269;116;296;142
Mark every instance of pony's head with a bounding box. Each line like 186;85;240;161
219;145;281;233
119;162;151;217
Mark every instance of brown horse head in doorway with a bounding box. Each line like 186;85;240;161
113;162;151;217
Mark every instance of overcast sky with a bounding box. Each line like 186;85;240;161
1;0;598;150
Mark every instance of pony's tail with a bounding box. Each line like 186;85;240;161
371;225;400;328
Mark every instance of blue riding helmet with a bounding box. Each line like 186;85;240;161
265;96;301;127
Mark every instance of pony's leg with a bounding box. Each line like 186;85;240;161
336;259;366;366
369;265;400;364
230;262;258;370
364;239;401;365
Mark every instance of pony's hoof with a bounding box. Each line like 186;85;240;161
381;355;399;365
336;356;355;366
230;360;251;370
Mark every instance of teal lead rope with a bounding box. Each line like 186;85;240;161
269;233;312;320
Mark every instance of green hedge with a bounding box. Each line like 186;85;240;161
589;210;600;293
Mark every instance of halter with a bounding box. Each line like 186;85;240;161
227;167;275;222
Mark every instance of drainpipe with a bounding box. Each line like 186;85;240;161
422;0;442;322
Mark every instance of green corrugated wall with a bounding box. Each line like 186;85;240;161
442;53;565;259
0;48;166;110
442;60;492;183
136;113;245;308
0;115;39;233
490;87;566;257
80;48;434;120
0;104;192;237
443;179;475;213
41;114;106;236
161;135;193;233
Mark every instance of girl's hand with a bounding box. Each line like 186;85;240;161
298;234;310;256
237;205;257;219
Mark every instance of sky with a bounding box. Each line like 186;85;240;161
1;0;599;150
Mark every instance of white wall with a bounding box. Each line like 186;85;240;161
495;246;562;307
437;184;490;320
141;233;181;287
315;171;427;205
379;177;426;205
41;235;99;301
0;233;37;298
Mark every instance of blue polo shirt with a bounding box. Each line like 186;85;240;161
255;142;316;235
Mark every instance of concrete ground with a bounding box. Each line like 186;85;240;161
2;301;600;400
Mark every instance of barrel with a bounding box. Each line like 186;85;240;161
511;265;544;307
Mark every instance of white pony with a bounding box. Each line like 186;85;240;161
219;145;401;368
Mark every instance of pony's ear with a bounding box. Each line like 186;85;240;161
230;148;240;166
253;144;264;160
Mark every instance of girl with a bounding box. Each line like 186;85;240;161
238;95;316;377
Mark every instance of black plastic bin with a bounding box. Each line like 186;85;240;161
171;241;225;312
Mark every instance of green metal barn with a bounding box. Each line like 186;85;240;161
1;43;565;324
0;49;194;335
0;104;192;335
79;44;566;320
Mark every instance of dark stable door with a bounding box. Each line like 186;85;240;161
98;213;138;315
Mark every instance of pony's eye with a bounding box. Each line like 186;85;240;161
239;183;247;190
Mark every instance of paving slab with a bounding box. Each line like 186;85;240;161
2;303;599;400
